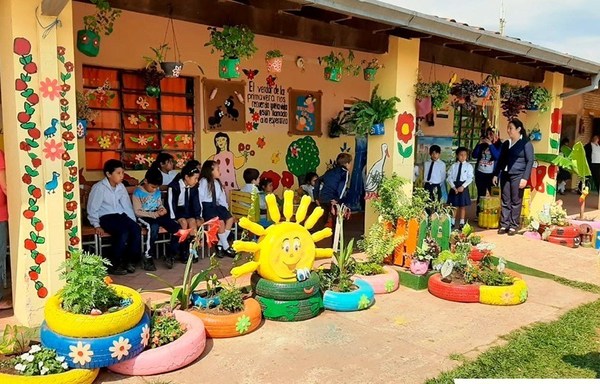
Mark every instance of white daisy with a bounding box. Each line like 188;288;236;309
109;336;132;360
29;345;41;354
140;324;150;347
40;366;49;375
68;341;94;366
14;363;26;372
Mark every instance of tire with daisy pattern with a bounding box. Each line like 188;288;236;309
40;312;150;369
256;295;323;321
353;266;399;294
189;298;262;338
0;369;98;384
108;310;206;375
44;284;145;338
251;272;322;300
323;279;375;312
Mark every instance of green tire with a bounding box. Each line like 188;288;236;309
251;272;321;301
256;295;323;322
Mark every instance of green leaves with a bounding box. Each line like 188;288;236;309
25;165;39;177
397;143;413;158
550;138;559;150
205;25;258;60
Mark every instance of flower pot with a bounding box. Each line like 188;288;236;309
189;298;261;338
219;58;241;79
477;86;490;98
77;119;87;139
523;231;542;240
323;280;375;312
191;291;221;308
251;272;321;301
77;29;100;57
160;61;183;78
145;85;160;98
530;131;542;141
469;247;485;262
0;369;99;383
324;67;341;82
363;68;377;81
353;266;399;294
370;123;385;135
416;97;432;118
526;103;540;111
409;259;430;275
266;57;283;73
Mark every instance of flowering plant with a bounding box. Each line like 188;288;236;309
150;309;186;349
75;91;98;121
13;345;68;376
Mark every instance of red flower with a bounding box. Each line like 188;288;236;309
396;112;415;144
70;236;80;246
62;152;71;161
245;122;253;132
260;170;281;190
13;38;31;56
31;188;42;199
62;131;75;141
204;218;220;245
60;112;70;121
66;201;77;211
60;98;68;106
65;220;73;230
22;174;32;184
252;112;260;122
31;158;41;168
29;128;41;139
20;141;31;151
37;287;48;298
63;182;74;192
281;171;294;189
69;166;78;176
57;46;66;56
551;108;562;134
61;84;71;93
65;62;74;73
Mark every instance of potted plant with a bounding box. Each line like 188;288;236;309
140;63;165;98
143;44;183;78
371;174;405;225
500;84;528;119
450;78;480;112
317;50;361;82
76;91;98;139
349;84;400;136
527;86;552;111
205;25;258;79
355;221;403;293
414;80;451;116
529;126;542;141
77;0;121;57
411;236;439;275
470;242;495;262
361;58;384;81
328;110;354;138
265;50;284;73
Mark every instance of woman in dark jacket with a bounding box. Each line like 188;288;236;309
492;118;534;236
472;127;502;216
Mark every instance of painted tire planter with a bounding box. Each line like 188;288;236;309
568;219;600;231
323;279;375;312
547;235;580;248
0;369;98;384
251;272;321;300
549;225;580;238
428;273;480;303
41;312;150;369
479;278;528;306
257;295;323;322
44;284;144;338
109;310;206;376
190;298;262;338
353;266;399;294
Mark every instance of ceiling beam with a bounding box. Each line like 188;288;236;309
42;0;69;16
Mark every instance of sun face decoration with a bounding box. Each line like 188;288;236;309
231;190;334;283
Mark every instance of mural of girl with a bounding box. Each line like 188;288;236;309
208;132;247;195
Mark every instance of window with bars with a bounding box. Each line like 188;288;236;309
82;65;195;171
452;105;486;151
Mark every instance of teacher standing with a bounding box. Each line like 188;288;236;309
492;118;534;236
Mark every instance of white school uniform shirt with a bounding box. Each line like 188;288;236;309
198;178;228;208
446;161;474;189
240;183;258;193
423;159;446;185
592;143;600;164
87;178;136;228
160;170;178;186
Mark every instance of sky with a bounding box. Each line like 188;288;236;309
378;0;600;63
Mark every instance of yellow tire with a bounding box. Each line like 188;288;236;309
479;278;528;306
0;368;98;384
44;284;144;338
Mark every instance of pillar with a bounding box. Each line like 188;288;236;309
0;0;80;325
364;37;420;230
523;71;564;218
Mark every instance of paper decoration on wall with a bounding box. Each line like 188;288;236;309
396;112;415;159
527;163;547;193
243;69;259;80
261;170;281;190
44;118;59;138
286;136;320;184
257;136;266;149
224;96;240;121
365;143;389;199
271;151;281;164
202;79;246;132
266;75;277;88
207;132;248;195
136;96;149;109
288;89;322;136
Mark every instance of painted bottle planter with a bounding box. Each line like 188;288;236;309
160;61;183;78
266;57;283;73
477;86;490;98
77;119;87;139
353;266;399;294
370;123;385;135
530;131;542;141
363;68;377;81
145;86;161;98
190;298;262;338
219;58;241;79
0;368;99;384
409;259;430;275
324;67;342;82
76;29;100;57
44;284;145;338
323;279;375;312
109;310;206;376
191;292;221;308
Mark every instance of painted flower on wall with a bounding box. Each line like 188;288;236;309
252;112;260;122
261;170;281;190
245;122;254;132
551;108;562;134
396;112;415;144
42;139;65;161
68;342;94;366
136;96;149;109
39;78;61;101
281;171;294;189
98;135;112;149
135;154;146;164
181;135;192;145
128;114;139;125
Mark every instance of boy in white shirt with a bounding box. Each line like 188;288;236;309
423;145;446;202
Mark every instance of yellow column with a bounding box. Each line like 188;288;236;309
0;0;79;325
523;71;564;218
365;37;420;230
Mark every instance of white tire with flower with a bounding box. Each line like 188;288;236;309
41;312;150;369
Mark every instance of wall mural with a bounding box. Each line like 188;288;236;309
246;77;288;132
365;143;389;199
207;132;249;195
285;136;320;185
57;46;80;254
202;79;245;132
396;112;415;159
288;89;322;136
14;37;48;298
549;108;562;150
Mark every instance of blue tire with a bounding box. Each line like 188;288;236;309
41;312;150;369
323;279;375;312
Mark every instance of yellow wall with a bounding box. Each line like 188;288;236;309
73;3;373;190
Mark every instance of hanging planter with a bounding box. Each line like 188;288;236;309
324;67;342;82
318;50;360;83
265;50;283;73
77;120;87;139
77;0;121;57
361;58;383;81
529;129;542;141
370;123;385;135
219;58;241;79
205;25;258;80
140;63;165;98
160;61;183;78
363;68;377;81
348;84;399;136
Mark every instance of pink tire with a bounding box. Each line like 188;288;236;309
108;310;206;376
354;266;399;294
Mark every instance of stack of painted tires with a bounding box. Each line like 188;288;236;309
41;284;149;370
546;225;581;248
253;273;324;321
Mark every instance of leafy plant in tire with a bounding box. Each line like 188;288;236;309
219;284;245;313
150;309;186;349
356;221;402;275
285;136;320;184
58;251;121;314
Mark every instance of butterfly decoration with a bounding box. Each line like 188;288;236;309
266;75;277;88
136;96;149;110
243;69;259;80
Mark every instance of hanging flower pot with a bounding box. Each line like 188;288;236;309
477;86;490;98
363;68;377;81
146;85;160;98
265;50;283;73
160;61;183;78
77;30;100;57
529;130;542;141
77;119;87;139
370;123;385;135
416;97;432;118
324;67;342;82
219;58;241;79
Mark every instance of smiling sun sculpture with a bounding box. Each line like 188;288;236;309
231;190;334;283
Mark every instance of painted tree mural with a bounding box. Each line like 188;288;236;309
285;136;320;185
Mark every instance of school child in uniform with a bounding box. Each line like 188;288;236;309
87;160;141;275
314;153;353;231
447;147;474;230
299;172;319;201
133;168;181;270
198;160;236;258
240;168;260;194
150;152;178;186
423;145;446;202
166;162;203;263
